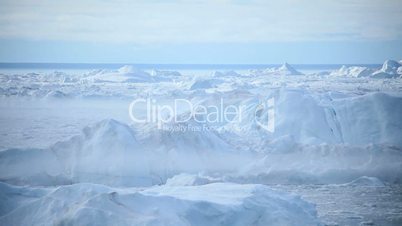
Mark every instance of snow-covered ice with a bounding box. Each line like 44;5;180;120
372;60;402;78
329;60;402;79
1;61;402;225
0;182;320;226
330;65;375;78
249;62;304;76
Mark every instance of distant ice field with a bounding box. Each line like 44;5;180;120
0;62;381;75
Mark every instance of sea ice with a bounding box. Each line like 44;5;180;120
1;61;402;225
0;181;321;226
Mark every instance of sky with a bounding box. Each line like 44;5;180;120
0;0;401;64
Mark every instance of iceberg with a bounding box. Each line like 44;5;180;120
250;63;304;76
0;182;320;226
371;60;402;78
0;119;242;186
224;89;402;147
328;60;402;79
87;65;156;83
275;62;304;75
330;65;374;77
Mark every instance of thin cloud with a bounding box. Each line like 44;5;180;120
0;0;401;43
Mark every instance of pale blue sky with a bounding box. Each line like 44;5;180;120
0;0;401;64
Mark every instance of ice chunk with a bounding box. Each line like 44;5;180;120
0;119;153;186
87;65;156;83
276;62;304;75
225;89;402;147
371;60;402;78
250;63;304;76
330;65;374;77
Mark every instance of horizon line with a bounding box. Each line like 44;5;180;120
0;62;384;66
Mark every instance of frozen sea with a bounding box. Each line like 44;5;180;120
0;62;401;225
